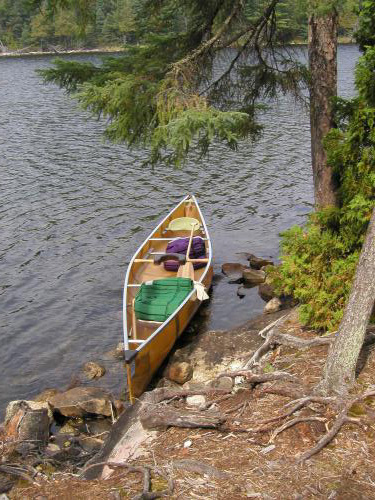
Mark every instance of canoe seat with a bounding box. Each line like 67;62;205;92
167;217;200;232
134;278;194;322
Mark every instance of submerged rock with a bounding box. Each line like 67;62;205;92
237;284;255;298
247;254;274;269
264;297;282;314
221;263;247;283
167;361;193;385
83;361;106;380
33;388;60;404
243;268;266;285
49;387;114;418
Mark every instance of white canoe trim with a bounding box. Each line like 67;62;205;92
122;194;212;355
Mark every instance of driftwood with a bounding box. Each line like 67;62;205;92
140;406;226;431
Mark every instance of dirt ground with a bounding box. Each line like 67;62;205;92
5;310;375;499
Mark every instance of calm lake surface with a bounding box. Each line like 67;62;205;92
0;45;359;416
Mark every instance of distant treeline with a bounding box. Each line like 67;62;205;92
0;0;358;52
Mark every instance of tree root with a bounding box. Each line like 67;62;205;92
296;388;375;462
218;370;297;384
79;461;173;499
243;314;334;370
269;416;326;443
143;387;231;405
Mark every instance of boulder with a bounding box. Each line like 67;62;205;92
5;400;53;425
264;297;282;314
5;402;49;447
167;361;193;385
243;268;266;285
221;263;247;283
49;387;114;418
33;389;60;404
247;254;274;269
83;361;106;380
258;283;276;302
186;395;206;409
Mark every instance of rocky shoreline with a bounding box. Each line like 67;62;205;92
0;253;292;496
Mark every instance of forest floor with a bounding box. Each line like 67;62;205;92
4;309;375;499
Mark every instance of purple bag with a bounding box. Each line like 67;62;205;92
164;237;206;271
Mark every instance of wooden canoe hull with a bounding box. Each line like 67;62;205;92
123;195;213;401
128;267;213;397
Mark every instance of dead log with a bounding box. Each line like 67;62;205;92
143;387;231;405
140;406;226;431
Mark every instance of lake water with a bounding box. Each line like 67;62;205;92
0;45;360;416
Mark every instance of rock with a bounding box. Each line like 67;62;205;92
58;422;79;435
77;436;104;454
33;388;60;404
167;361;193;385
258;282;276;302
46;443;61;454
49;387;114;418
243;268;266;285
114;342;125;360
85;418;112;436
247;254;274;269
83;361;106;380
186;395;206;409
5;403;49;447
208;377;234;392
221;263;247;283
264;297;282;314
5;400;53;425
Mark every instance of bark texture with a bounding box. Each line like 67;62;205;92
308;10;338;208
320;207;375;395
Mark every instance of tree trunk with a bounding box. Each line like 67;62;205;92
308;10;338;208
319;207;375;396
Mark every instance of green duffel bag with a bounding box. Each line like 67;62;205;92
134;278;194;322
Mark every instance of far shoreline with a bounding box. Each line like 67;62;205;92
0;38;357;59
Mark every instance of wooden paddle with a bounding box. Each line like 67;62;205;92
177;222;197;279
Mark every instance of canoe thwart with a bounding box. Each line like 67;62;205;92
153;253;186;265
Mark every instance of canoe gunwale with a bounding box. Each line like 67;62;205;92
122;194;212;359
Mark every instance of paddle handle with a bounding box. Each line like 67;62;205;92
186;223;197;263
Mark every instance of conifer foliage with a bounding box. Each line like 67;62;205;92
269;1;375;331
40;0;310;164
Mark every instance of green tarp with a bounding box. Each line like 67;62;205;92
134;278;194;322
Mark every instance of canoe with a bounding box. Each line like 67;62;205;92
122;195;213;403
